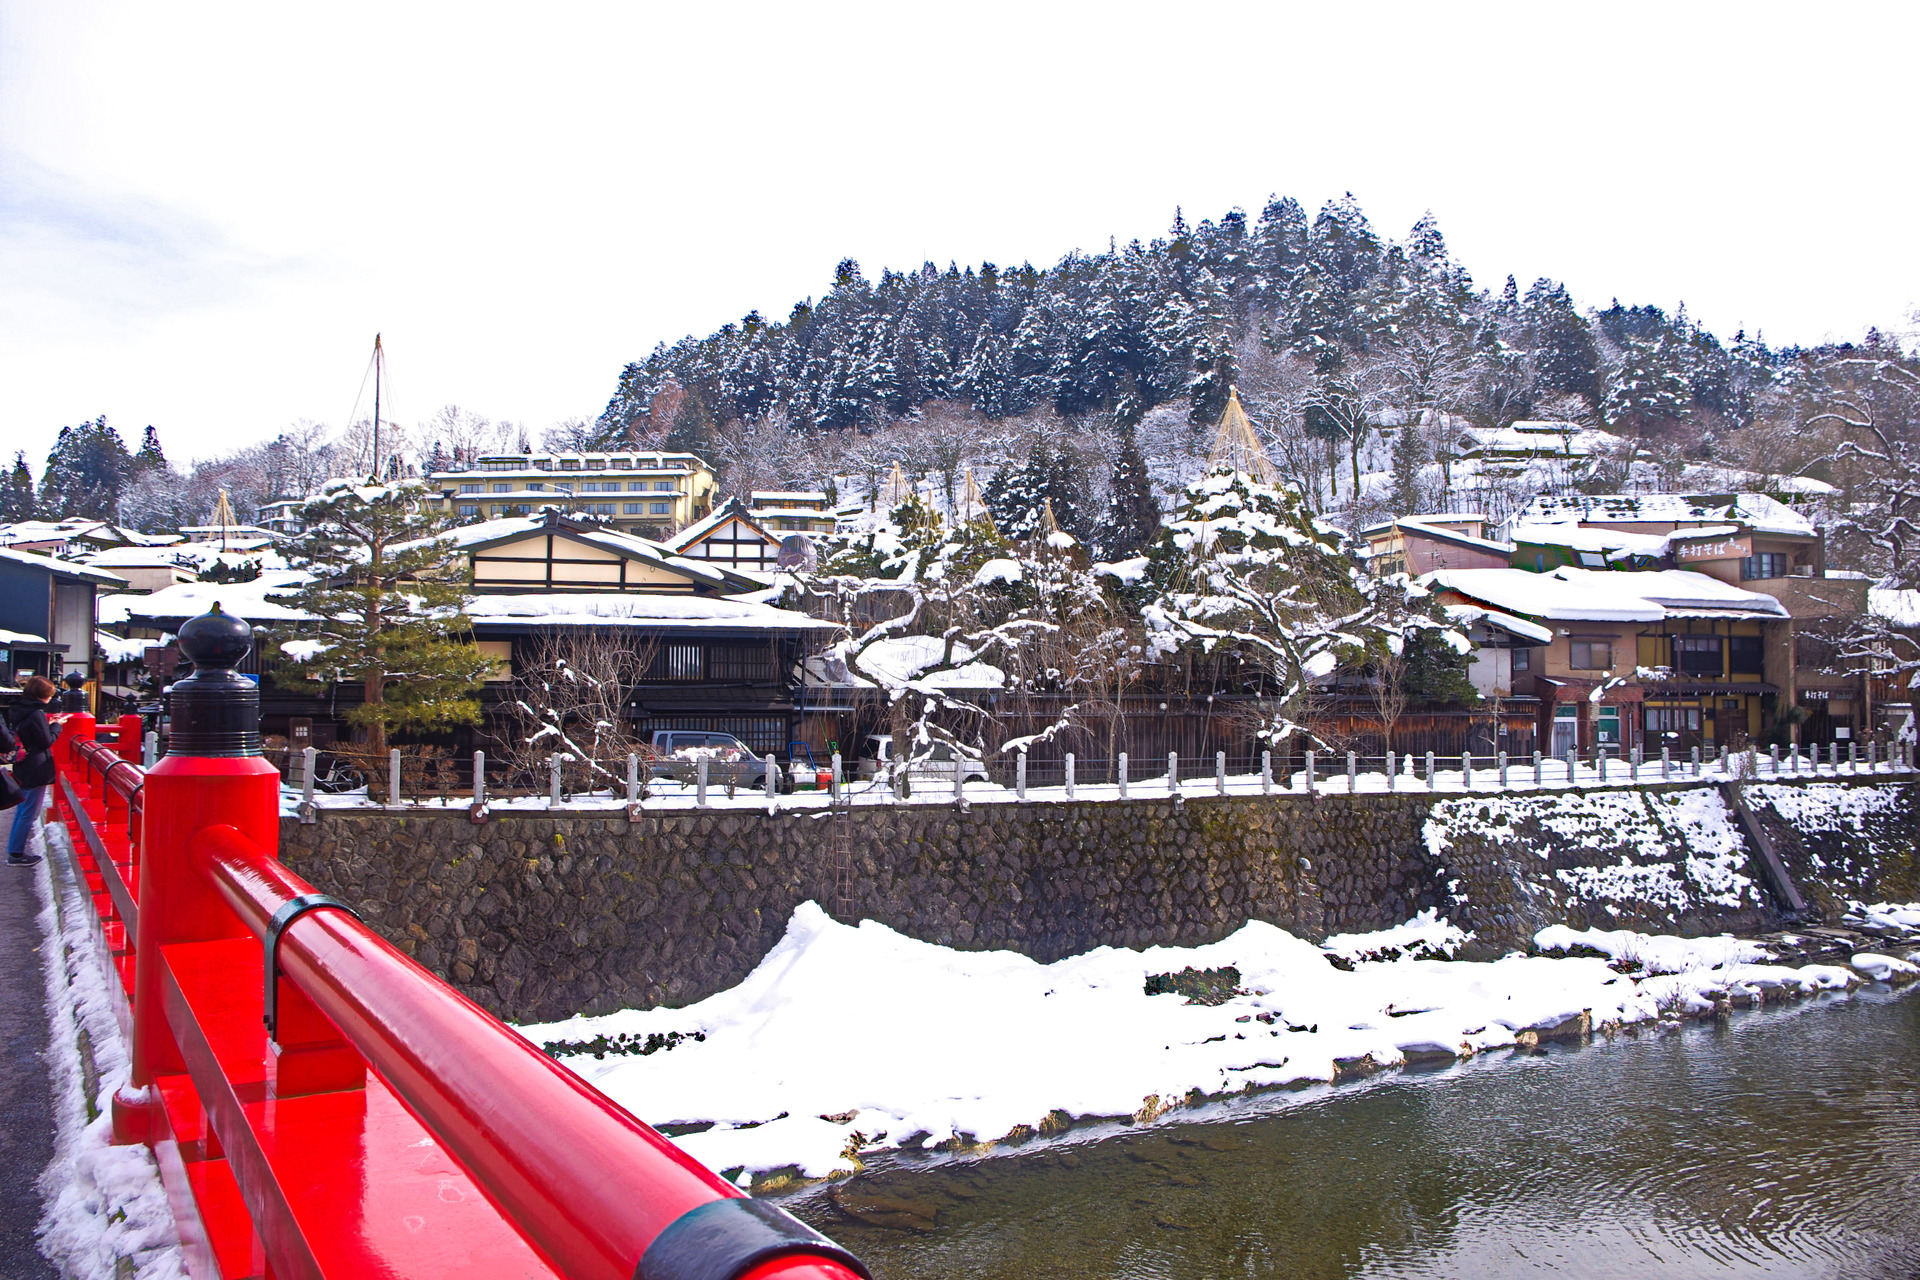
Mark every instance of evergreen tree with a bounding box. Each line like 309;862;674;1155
1522;279;1602;405
0;452;35;522
1604;332;1693;439
982;439;1088;540
1309;193;1384;295
135;425;168;474
1099;425;1161;558
1389;419;1428;516
1252;195;1309;295
270;480;493;756
41;417;133;520
1141;465;1415;743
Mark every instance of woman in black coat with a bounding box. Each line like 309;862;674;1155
6;676;59;866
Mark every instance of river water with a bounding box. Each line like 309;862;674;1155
788;988;1920;1279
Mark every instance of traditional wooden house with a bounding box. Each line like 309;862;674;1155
1359;515;1512;577
0;545;126;691
110;510;840;756
661;499;787;572
1427;566;1792;756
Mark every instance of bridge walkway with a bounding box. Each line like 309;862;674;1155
0;852;59;1280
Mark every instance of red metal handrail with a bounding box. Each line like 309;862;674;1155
193;823;773;1280
54;728;862;1280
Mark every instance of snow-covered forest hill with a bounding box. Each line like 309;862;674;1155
587;195;1916;540
14;194;1918;580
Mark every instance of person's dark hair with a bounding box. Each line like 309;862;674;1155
21;676;57;702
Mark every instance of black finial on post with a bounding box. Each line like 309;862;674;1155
166;603;262;757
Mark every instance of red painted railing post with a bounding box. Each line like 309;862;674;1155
115;712;143;761
55;713;95;821
112;608;280;1144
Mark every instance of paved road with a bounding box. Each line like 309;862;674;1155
0;838;59;1280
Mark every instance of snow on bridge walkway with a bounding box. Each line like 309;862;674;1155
0;839;59;1279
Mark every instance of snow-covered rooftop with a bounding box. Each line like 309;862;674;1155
1441;604;1554;646
80;540;290;573
661;502;771;554
0;543;128;587
1518;493;1816;537
1460;421;1624;458
106;569;317;626
464;592;836;633
1508;521;1679;558
0;519;174;548
1394;518;1513;556
410;512;760;590
1871;587;1920;628
1425;567;1789;622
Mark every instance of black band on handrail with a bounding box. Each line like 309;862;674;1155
637;1197;870;1280
263;893;361;1040
103;759;143;800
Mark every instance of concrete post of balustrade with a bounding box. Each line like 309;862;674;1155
114;605;283;1146
1119;753;1129;800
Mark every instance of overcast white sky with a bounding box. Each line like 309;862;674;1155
2;1;1915;469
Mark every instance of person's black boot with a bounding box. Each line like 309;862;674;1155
6;853;40;866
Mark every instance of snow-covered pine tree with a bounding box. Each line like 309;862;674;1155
1522;279;1602;407
40;418;134;521
269;480;494;757
135;425;168;474
1140;465;1440;745
1;452;35;522
1252;195;1309;299
1099;425;1161;559
1389;416;1428;516
983;438;1089;542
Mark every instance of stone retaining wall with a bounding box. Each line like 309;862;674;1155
276;777;1917;1024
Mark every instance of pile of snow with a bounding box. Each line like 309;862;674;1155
1845;901;1920;932
35;823;186;1277
1534;925;1771;973
1323;910;1470;963
521;904;1860;1185
1850;953;1920;984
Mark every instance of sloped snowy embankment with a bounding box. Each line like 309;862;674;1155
520;903;1892;1186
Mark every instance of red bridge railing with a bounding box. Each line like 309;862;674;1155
50;606;867;1280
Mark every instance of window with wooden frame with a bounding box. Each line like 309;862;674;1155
1673;635;1722;677
1570;639;1612;670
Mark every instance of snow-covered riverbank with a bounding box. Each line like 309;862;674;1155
520;903;1920;1188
